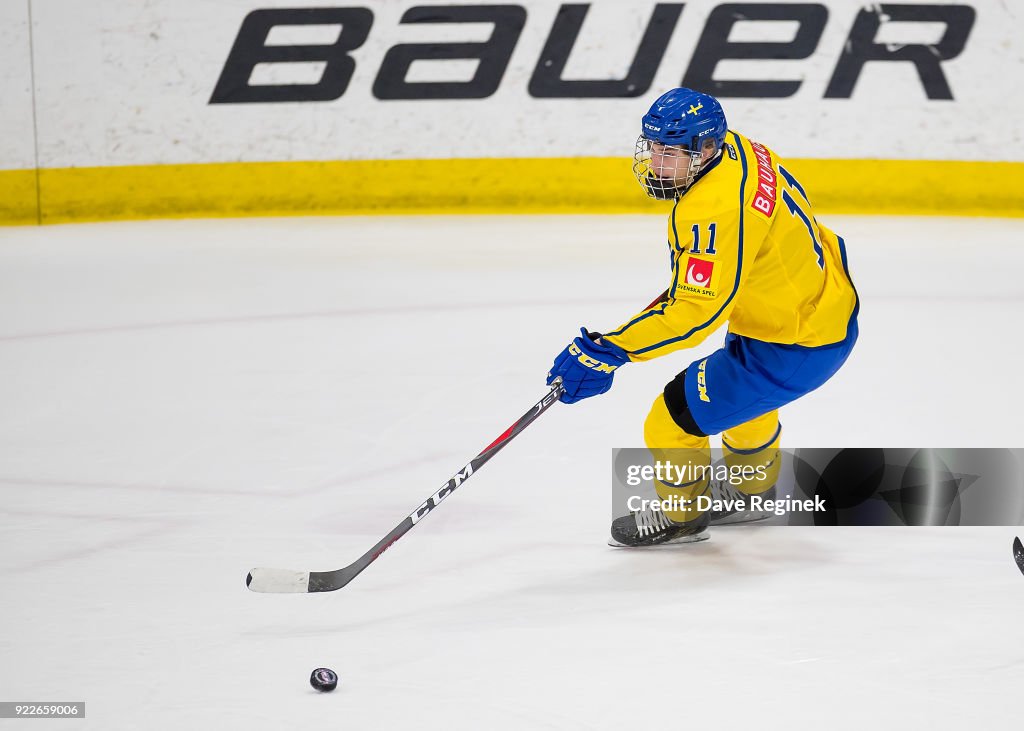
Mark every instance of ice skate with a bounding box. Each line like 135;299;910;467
708;481;777;526
608;505;709;547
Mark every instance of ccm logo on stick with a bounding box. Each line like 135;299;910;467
410;464;474;524
210;3;976;104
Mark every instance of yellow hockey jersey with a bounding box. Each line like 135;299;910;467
604;131;858;361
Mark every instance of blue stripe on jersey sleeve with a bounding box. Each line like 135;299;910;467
604;302;670;340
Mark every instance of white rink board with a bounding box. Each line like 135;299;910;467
0;1;35;171
18;0;1024;169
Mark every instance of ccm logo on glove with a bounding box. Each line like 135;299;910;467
547;328;631;405
568;342;620;373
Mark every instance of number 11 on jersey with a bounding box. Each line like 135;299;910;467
690;223;717;255
778;165;824;270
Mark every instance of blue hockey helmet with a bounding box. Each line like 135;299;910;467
633;88;729;199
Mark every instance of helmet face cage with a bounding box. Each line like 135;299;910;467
633;135;703;200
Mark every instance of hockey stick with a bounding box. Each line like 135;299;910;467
247;378;565;593
1014;536;1024;578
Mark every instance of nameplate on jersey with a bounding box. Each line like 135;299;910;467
675;255;720;298
748;140;777;219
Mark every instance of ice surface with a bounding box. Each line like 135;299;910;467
1;215;1023;729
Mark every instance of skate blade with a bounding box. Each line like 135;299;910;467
607;532;710;548
710;512;773;526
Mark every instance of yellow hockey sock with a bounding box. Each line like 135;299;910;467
643;394;711;523
722;411;781;496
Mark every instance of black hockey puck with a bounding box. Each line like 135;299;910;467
310;667;338;692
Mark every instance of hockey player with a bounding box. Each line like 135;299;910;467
546;88;859;547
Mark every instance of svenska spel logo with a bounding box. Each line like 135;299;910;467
685;256;715;288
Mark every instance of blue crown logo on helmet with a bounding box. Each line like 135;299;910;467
633;88;728;200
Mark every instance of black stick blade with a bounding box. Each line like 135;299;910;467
1014;537;1024;577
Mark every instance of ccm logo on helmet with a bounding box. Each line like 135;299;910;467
210;3;975;104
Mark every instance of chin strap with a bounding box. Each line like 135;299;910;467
643;173;683;200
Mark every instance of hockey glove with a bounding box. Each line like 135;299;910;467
547;328;630;404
